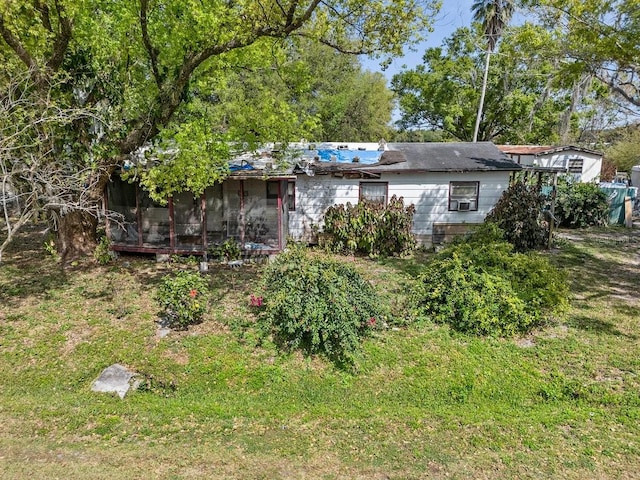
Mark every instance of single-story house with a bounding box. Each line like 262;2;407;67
105;141;522;254
289;141;522;246
497;145;603;183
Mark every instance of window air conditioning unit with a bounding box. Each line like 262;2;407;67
458;201;471;211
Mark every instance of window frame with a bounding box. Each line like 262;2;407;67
568;158;584;174
359;181;388;205
448;181;479;212
287;181;296;211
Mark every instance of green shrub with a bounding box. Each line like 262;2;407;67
555;180;609;228
412;253;532;336
208;239;242;261
156;271;210;329
323;196;416;257
485;180;548;252
450;225;569;319
43;233;60;262
258;246;382;365
411;232;569;336
94;234;116;265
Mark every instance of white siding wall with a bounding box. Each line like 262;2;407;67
289;175;360;242
535;151;602;183
289;171;512;244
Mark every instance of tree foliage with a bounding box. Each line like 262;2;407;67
471;0;515;141
485;179;549;251
529;0;640;110
555;180;609;228
605;128;640;174
392;26;567;142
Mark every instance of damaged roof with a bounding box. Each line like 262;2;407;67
131;141;520;178
497;144;603;157
307;142;521;175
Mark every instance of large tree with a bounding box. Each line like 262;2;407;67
391;26;568;143
471;0;515;142
529;0;640;110
212;39;396;142
303;42;394;141
0;0;437;261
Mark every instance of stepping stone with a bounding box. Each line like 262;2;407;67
91;364;140;399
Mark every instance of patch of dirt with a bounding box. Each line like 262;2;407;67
61;326;96;356
556;225;640;245
515;337;536;348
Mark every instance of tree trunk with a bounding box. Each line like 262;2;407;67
55;210;98;263
473;50;492;143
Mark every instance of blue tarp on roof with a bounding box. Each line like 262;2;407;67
316;149;382;164
229;163;254;172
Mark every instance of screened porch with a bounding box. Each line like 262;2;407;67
105;177;291;255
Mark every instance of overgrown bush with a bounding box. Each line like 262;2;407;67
412;254;531;336
258;246;382;365
156;270;210;329
555;180;609;228
411;227;569;336
208;239;241;261
94;233;116;265
323;196;416;257
485;180;548;252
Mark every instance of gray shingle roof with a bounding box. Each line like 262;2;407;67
310;142;521;175
377;142;522;172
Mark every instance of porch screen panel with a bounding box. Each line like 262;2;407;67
244;179;279;249
139;190;169;246
174;191;202;250
223;180;242;240
106;179;138;245
205;184;224;245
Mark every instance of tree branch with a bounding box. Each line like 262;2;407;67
120;0;324;158
33;0;53;32
0;14;42;74
45;0;73;71
139;0;163;89
596;71;640;108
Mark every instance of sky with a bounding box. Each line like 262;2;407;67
362;1;475;79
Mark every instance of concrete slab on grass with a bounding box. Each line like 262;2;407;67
91;363;140;399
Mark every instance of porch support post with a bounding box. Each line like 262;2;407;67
168;197;175;250
239;180;245;246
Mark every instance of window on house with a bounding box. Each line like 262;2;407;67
266;181;279;206
360;182;388;204
568;158;584;174
287;181;296;211
449;181;479;211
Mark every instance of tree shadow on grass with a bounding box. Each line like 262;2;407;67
614;304;640;318
0;223;71;308
0;267;69;308
567;314;638;340
551;242;639;303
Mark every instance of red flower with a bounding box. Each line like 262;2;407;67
189;289;198;298
250;294;264;307
368;317;376;326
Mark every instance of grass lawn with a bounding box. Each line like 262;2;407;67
1;225;639;479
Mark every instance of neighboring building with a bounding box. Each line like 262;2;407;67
105;141;521;254
497;145;603;183
290;142;521;246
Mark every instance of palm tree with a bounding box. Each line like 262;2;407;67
471;0;515;142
